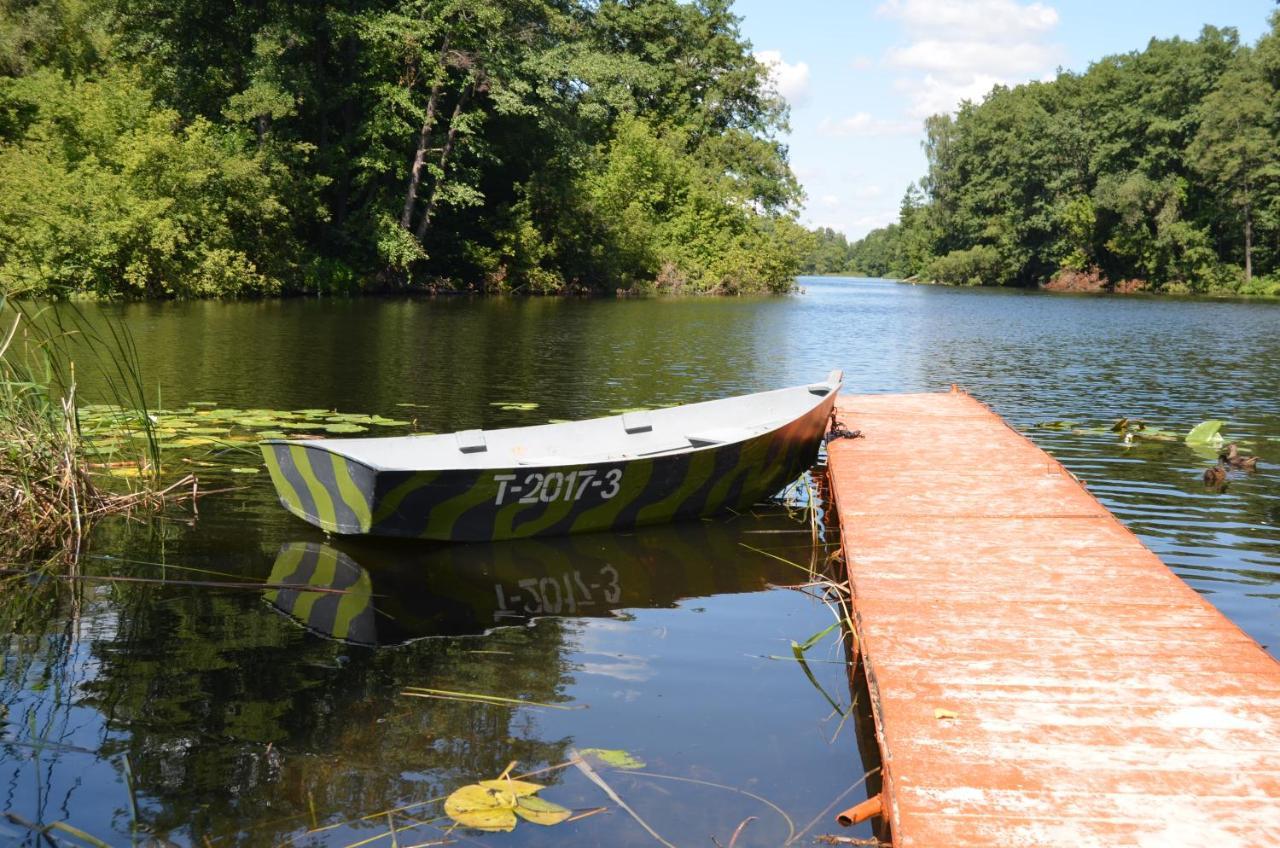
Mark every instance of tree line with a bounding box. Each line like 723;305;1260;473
0;0;810;297
848;13;1280;296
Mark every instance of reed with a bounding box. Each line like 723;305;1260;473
0;296;189;565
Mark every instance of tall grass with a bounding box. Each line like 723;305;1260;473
0;296;189;564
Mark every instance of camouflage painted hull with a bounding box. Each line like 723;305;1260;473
261;375;840;542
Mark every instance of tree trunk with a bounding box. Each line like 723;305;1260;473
415;82;472;241
399;37;451;231
1244;201;1253;287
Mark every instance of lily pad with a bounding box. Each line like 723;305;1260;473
514;795;572;826
323;423;368;434
491;402;539;412
578;747;645;769
369;415;411;426
257;431;288;440
444;784;519;833
1186;420;1225;446
478;779;544;797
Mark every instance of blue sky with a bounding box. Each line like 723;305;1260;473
732;0;1278;239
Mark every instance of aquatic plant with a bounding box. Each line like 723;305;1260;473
0;299;194;564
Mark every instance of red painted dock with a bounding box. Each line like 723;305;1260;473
826;390;1280;847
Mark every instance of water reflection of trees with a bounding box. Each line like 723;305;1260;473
2;506;816;844
83;593;574;843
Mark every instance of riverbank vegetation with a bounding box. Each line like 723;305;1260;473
848;13;1280;296
0;298;199;563
0;0;808;298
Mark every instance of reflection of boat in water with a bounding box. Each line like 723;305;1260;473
266;512;818;644
261;373;841;541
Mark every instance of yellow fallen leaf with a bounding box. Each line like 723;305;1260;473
449;807;517;832
515;795;572;826
934;708;959;720
479;778;544;797
444;783;516;817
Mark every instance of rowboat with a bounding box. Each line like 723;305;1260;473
261;370;842;542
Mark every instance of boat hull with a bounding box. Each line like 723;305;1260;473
262;385;836;542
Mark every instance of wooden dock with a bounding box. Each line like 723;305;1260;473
826;390;1280;847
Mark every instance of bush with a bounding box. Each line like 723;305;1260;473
0;69;301;298
926;245;1005;286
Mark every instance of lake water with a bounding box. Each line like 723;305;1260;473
2;277;1277;845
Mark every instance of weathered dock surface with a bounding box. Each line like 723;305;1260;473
827;390;1280;847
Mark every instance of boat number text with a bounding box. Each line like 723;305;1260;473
493;468;622;505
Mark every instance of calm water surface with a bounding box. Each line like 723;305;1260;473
2;278;1278;845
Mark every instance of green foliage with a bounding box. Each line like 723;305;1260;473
0;68;307;297
0;0;802;298
926;245;1005;287
849;15;1280;295
573;116;803;293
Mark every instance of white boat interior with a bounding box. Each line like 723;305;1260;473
276;371;843;471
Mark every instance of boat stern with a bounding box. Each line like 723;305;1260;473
260;441;376;534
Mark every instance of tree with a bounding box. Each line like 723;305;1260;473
1190;51;1279;286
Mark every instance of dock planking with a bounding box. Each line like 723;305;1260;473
826;390;1280;847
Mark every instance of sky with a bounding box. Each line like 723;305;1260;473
732;0;1279;240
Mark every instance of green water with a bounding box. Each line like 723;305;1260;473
3;278;1278;845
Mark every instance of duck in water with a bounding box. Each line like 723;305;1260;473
1203;462;1228;490
1220;443;1260;471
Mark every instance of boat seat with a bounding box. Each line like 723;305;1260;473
455;429;487;454
686;427;751;447
622;411;653;434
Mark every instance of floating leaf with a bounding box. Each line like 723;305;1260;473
491;402;539;411
578;748;645;769
257;431;288;440
323;423;368;434
450;807;518;832
1033;421;1076;430
189;401;218;407
514;795;572;825
444;784;519;832
396;402;429;408
1186;420;1225;446
369;415;411;426
479;778;544;797
168;436;214;447
325;414;375;424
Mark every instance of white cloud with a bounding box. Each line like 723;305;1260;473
876;0;1058;42
850;55;874;70
818;112;918;137
875;0;1063;118
755;50;812;106
897;72;1010;118
887;39;1059;77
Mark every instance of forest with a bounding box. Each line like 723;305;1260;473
848;13;1280;297
0;0;810;297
